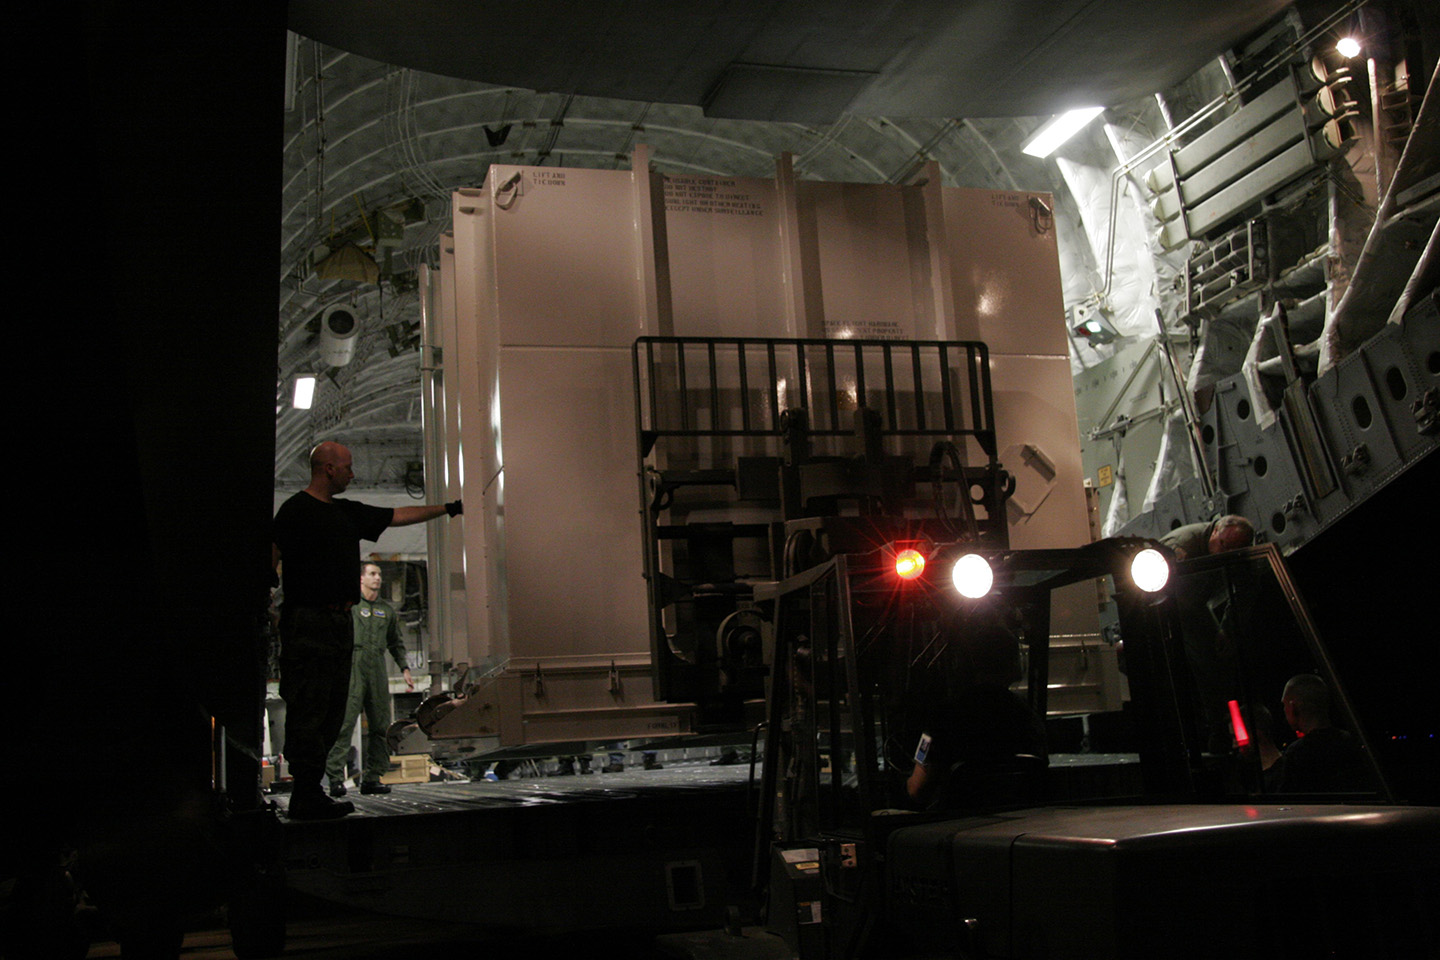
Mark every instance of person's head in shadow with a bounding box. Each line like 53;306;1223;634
1277;673;1374;793
1208;514;1255;554
952;626;1025;690
1282;673;1333;736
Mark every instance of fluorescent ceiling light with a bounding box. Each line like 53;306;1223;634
293;374;317;409
1022;107;1105;158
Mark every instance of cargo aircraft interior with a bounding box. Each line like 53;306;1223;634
13;1;1439;958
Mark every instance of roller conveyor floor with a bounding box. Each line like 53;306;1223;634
272;751;1141;820
272;759;757;819
257;753;1148;934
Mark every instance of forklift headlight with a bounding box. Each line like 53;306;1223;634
951;553;993;599
1130;548;1169;592
894;548;926;581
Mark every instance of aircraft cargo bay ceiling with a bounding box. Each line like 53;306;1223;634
275;0;1435;491
287;0;1291;121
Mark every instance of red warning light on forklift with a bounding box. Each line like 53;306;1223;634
894;549;926;580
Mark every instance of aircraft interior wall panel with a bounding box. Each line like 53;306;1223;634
1073;341;1170;531
1079;424;1148;532
1228;416;1315;551
1314;326;1417;478
1202;379;1261;505
1362;323;1436;465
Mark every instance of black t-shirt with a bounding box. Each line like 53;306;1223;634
1278;726;1371;793
273;492;393;606
923;684;1050;774
912;683;1048;810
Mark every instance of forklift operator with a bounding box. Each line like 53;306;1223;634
906;628;1047;810
272;440;461;820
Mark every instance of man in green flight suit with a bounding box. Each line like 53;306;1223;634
326;561;414;796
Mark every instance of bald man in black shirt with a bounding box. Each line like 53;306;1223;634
272;441;461;819
1277;673;1372;794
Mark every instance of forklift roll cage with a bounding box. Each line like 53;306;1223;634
743;536;1398;959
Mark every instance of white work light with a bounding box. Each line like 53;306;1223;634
293;374;317;410
951;553;994;599
1130;548;1169;593
1336;36;1361;59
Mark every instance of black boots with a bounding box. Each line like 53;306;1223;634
288;788;354;820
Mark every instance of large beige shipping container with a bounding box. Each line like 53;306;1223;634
422;149;1115;749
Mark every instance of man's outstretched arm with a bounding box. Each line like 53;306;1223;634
390;500;462;527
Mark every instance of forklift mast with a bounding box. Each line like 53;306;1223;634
633;335;1014;722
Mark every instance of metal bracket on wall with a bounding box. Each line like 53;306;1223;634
1340;442;1371;475
1415;387;1439;434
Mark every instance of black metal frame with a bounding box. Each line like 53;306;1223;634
748;538;1187;959
631;336;1005;708
633;336;998;452
1172;542;1394;801
746;533;1402;959
752;540;1397;870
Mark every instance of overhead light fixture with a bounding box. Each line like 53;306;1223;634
1022;107;1105;158
1335;36;1361;59
293;374;317;410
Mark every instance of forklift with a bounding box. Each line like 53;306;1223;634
637;336;1440;959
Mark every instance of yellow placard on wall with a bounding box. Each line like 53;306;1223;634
1097;465;1114;487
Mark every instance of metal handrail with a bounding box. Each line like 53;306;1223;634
633;335;997;457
